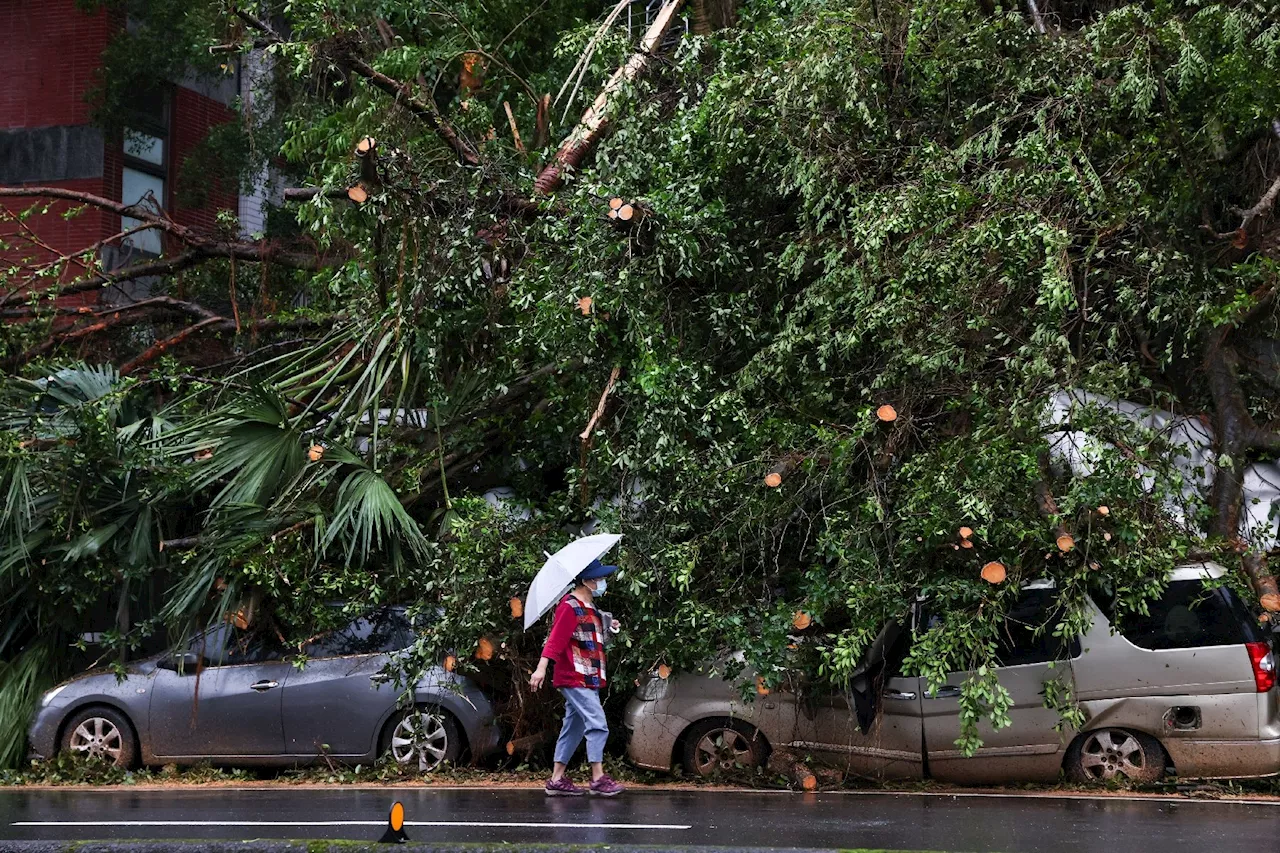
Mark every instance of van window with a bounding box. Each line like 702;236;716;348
918;589;1081;668
1097;581;1264;650
995;588;1081;666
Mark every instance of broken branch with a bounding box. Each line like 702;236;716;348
768;748;818;791
764;454;804;488
503;101;526;154
506;732;549;759
343;56;482;167
1206;172;1280;242
533;0;687;194
579;365;622;443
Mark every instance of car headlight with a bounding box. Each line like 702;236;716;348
40;684;69;707
635;674;669;702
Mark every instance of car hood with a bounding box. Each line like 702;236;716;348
56;657;158;687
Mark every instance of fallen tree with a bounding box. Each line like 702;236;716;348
3;0;1280;769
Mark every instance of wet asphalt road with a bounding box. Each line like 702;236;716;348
0;787;1277;852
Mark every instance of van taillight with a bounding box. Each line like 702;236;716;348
1246;642;1276;692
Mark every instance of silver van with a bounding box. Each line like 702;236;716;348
624;563;1280;784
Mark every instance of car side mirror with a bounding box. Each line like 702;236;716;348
158;651;205;673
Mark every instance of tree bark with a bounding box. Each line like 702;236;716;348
1202;331;1280;612
533;0;687;195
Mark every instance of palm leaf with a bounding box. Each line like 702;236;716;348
0;643;55;768
38;363;121;405
323;468;432;566
176;388;307;510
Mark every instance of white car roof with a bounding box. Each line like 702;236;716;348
1168;561;1227;581
1019;561;1227;591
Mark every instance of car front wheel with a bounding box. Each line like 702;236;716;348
682;719;767;778
1065;728;1164;784
60;707;138;769
383;707;463;772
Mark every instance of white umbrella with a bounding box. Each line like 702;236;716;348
523;533;622;631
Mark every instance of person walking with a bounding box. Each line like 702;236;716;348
529;558;624;797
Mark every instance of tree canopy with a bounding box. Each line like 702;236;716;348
2;0;1279;768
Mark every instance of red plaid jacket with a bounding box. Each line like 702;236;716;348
541;593;607;689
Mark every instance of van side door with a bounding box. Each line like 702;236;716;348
920;587;1079;784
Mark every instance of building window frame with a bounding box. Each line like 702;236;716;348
120;89;171;256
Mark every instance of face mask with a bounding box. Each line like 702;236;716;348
592;578;607;597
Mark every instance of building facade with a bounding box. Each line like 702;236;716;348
0;0;247;306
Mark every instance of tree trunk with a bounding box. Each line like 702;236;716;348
767;749;817;790
1202;335;1280;611
689;0;736;34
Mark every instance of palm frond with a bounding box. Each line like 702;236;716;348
60;521;125;563
0;643;54;768
323;468;433;567
39;363;121;405
176;388;307;510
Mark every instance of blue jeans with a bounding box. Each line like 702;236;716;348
554;687;608;764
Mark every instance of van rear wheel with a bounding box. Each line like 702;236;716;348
1065;728;1164;784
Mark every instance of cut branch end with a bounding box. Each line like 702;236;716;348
981;562;1007;584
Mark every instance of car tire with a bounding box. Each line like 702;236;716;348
59;706;138;769
381;706;464;772
1064;728;1165;785
681;719;768;779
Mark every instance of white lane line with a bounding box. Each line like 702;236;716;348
12;820;691;830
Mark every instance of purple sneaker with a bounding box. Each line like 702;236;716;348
545;776;585;797
589;774;624;797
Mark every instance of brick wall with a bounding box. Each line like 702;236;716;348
0;0;113;129
168;86;238;234
0;0;117;261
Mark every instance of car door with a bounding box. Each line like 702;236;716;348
793;621;925;779
148;624;291;759
280;610;412;758
797;678;925;779
919;586;1080;784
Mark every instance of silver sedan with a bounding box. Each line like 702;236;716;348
28;610;501;770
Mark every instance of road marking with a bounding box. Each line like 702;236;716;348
12;820;691;830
